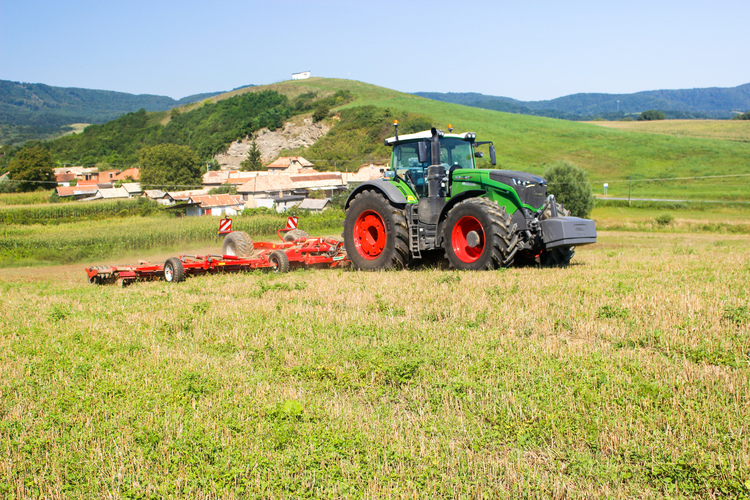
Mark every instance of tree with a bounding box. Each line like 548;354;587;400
138;144;202;190
312;104;330;123
543;160;595;218
240;140;264;171
731;111;750;120
638;109;665;121
8;145;55;192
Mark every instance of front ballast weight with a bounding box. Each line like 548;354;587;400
85;217;348;286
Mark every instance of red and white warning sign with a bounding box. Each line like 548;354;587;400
285;216;298;230
218;218;233;234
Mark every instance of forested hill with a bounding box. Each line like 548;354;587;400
0;80;224;146
0;80;223;127
415;83;750;120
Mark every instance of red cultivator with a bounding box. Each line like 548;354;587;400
85;217;348;286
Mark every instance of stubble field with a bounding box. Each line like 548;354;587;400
0;230;748;498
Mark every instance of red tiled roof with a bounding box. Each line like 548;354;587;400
56;186;99;197
267;156;314;169
289;173;341;182
190;194;244;208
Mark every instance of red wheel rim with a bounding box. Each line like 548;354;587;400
452;215;485;263
353;210;386;260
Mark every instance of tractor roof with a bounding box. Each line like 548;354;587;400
384;130;477;147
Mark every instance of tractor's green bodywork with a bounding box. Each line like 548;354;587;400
343;127;596;270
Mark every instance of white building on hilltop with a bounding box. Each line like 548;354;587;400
292;71;311;80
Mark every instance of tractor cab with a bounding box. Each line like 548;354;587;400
385;125;491;200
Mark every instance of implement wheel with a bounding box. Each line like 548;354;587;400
269;250;290;273
283;229;309;242
343;190;409;270
443;198;518;270
164;257;185;283
222;231;253;257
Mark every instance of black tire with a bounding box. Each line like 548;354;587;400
540;247;575;267
283;229;309;242
164;257;185;283
343;190;409;270
222;231;253;257
540;202;574;267
268;250;290;273
442;198;518;270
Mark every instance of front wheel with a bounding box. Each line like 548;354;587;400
540;247;575;267
343;191;409;270
443;198;518;270
540;201;574;267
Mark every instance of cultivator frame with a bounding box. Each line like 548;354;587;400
85;217;348;286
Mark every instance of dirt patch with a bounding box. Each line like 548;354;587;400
214;117;330;170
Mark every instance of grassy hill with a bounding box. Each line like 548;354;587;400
416;83;750;120
6;77;750;201
277;79;750;201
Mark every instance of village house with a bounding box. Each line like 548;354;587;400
236;172;346;207
113;168;140;182
55;185;99;200
185;194;244;217
266;156;316;175
297;198;332;212
168;189;208;203
142;190;173;205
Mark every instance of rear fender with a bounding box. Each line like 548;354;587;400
345;179;408;209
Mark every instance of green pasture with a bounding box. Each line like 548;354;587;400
0;230;748;498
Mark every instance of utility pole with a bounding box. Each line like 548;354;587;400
628;176;632;206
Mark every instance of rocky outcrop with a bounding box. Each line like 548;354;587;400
214;118;330;170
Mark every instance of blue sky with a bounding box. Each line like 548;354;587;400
1;0;748;101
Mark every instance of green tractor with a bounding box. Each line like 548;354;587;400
343;123;597;270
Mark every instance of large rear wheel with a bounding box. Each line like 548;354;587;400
343;190;409;270
443;198;518;270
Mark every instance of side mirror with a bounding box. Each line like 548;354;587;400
417;141;430;164
489;145;497;166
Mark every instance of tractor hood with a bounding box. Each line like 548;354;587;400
489;170;548;209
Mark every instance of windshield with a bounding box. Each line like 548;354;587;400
392;138;474;197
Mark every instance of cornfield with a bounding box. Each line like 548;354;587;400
0;211;344;267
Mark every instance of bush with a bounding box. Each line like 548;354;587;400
312;105;330;123
543;160;595;218
638;110;666;121
654;213;674;225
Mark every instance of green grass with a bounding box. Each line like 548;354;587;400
0;230;748;498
